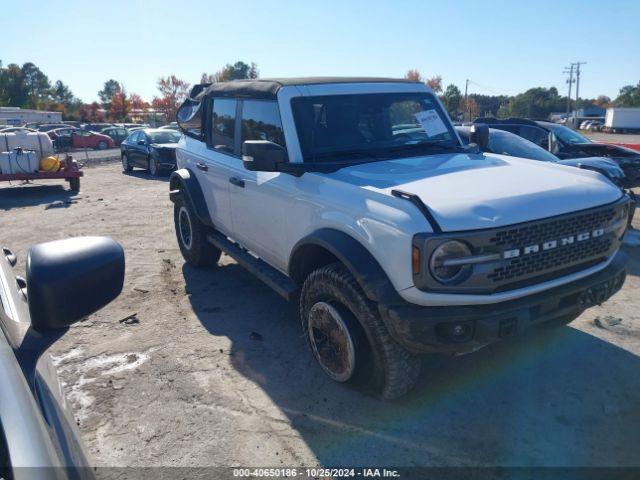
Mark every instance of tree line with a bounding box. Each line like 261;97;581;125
0;60;259;123
405;69;640;120
1;59;638;123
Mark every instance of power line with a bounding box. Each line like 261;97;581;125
466;79;505;95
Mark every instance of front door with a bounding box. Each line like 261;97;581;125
227;99;289;270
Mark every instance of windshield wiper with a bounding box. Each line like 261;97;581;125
311;150;382;162
382;140;475;156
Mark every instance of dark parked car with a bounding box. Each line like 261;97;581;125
36;123;70;132
456;125;627;186
100;126;129;145
459;124;636;225
81;122;114;132
0;236;124;480
120;128;181;176
48;127;115;151
477;117;640;187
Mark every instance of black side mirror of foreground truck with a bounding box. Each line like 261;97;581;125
15;237;125;385
27;236;125;330
470;123;490;150
242;140;289;172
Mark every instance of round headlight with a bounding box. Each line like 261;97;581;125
429;240;472;284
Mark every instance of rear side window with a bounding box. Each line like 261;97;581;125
210;98;236;154
241;100;286;148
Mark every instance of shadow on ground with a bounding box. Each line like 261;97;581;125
182;262;640;467
0;183;77;210
621;244;640;277
122;170;170;182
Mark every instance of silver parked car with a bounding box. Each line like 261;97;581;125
0;237;124;480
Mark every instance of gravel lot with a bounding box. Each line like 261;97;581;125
585;132;640;145
2;161;640;470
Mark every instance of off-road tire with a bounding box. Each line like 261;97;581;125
173;195;221;267
300;262;421;399
122;153;133;172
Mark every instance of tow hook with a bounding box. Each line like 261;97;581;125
578;271;626;307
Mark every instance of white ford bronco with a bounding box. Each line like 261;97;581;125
170;77;630;399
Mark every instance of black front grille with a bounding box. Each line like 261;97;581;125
157;148;176;161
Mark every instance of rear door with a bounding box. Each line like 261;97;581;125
195;97;239;235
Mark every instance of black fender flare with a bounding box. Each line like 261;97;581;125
289;228;403;305
169;168;213;227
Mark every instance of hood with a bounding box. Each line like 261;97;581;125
558;156;624;174
150;143;177;149
327;152;623;232
567;142;640;159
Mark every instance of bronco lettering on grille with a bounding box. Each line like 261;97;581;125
502;228;605;260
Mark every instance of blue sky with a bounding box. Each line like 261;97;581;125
5;0;639;103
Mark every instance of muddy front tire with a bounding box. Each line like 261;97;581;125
300;263;421;399
173;195;221;267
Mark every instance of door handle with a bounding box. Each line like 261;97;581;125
196;162;208;171
229;176;245;188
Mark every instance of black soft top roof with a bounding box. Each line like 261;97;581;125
193;77;420;100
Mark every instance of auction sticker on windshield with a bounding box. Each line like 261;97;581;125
414;109;448;137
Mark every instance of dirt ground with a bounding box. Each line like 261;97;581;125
1;161;640;469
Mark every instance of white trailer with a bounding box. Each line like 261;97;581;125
604;107;640;133
0;107;62;127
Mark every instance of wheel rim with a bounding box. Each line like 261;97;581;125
99;141;107;150
178;206;193;250
307;302;357;382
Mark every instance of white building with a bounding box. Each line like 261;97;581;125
0;107;62;126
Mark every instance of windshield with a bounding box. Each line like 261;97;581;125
291;92;458;162
550;124;590;145
148;131;181;144
486;130;559;162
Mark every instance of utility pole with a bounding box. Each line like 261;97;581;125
563;64;575;117
574;61;586;109
464;79;469;121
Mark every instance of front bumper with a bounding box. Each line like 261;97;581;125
379;251;627;354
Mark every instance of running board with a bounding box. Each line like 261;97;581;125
206;231;298;301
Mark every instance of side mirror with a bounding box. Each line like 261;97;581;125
137;139;146;146
242;140;288;172
26;237;125;331
470;123;489;150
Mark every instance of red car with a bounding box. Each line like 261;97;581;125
48;127;114;151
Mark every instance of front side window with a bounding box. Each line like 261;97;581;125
291;92;456;162
210;98;236;153
241;100;286;147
